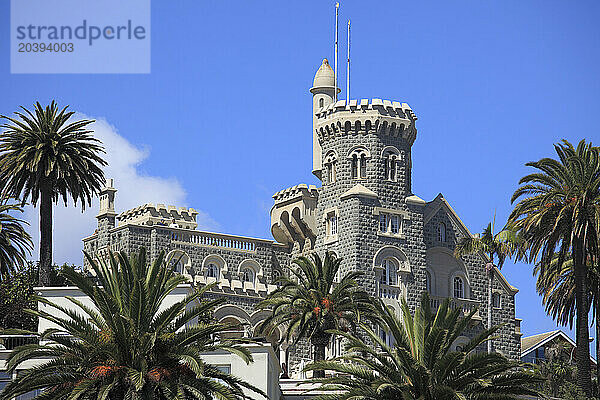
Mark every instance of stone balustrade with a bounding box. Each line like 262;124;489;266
429;295;481;319
170;229;260;252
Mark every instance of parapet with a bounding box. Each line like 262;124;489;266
315;98;417;145
117;203;199;230
272;184;319;206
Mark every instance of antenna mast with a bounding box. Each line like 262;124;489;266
334;2;339;102
347;19;350;101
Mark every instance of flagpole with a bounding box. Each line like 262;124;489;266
334;2;339;102
347;19;350;101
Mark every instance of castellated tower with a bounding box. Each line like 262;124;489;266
96;178;117;251
310;60;427;311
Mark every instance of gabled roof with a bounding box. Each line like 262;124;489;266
521;330;597;365
521;330;561;356
424;193;518;295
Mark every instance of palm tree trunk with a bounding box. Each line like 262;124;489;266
574;240;592;396
596;294;600;393
311;334;329;378
39;183;52;286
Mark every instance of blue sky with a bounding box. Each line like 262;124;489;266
1;1;600;353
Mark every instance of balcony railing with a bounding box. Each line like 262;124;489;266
378;283;401;300
429;296;481;319
170;230;259;252
0;335;38;351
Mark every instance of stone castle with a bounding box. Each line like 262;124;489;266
82;59;522;376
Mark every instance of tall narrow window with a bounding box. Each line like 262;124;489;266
319;98;324;107
438;222;447;242
390;215;399;234
206;263;219;278
425;271;432;294
327;163;333;183
389;156;397;181
379;214;388;232
330;215;338;235
351;155;358;178
360;154;367;178
383;156;389;180
453;276;464;298
492;292;501;308
242;268;254;283
381;259;396;285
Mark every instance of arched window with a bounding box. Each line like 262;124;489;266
453;276;464;299
425;271;432;294
242;268;254;283
438;222;447;242
382;147;400;181
206;263;219;278
220;317;245;339
360;154;367;178
348;146;370;179
380;258;397;286
324;151;338;184
166;250;190;274
319;98;324;108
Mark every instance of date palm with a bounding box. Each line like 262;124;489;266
508;139;600;396
306;293;540;400
454;216;519;353
255;252;372;378
0;202;33;280
0;249;264;400
0;101;107;285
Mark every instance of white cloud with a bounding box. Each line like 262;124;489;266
23;115;219;266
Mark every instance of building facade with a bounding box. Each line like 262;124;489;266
80;59;522;377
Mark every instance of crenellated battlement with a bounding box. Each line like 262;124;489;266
117;203;199;230
272;184;319;206
315;98;418;145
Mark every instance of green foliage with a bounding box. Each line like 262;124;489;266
454;218;519;268
256;252;373;376
0;249;264;400
306;293;541;400
0;263;74;331
0;101;107;208
508;139;600;395
0;202;33;280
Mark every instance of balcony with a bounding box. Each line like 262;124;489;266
429;296;481;321
0;334;38;351
378;283;401;300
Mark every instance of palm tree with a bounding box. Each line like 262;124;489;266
454;216;519;353
255;252;372;378
0;249;264;400
533;255;600;388
508;139;600;395
0;101;107;285
305;293;540;400
0;202;33;280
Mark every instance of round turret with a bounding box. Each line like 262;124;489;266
311;58;335;90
